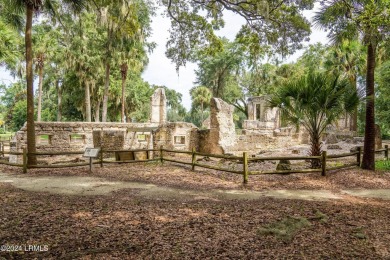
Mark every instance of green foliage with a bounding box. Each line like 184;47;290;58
269;72;360;164
375;160;390;171
376;60;390;139
195;38;245;98
314;0;390;170
186;108;210;128
297;43;329;73
125;78;153;122
8;100;27;131
164;0;314;69
1;82;27;131
0;20;22;67
189;86;212;127
257;216;311;241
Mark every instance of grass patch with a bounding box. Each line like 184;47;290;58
375;160;390;171
327;161;344;167
0;133;14;141
312;210;329;223
352;227;367;239
257;216;311;241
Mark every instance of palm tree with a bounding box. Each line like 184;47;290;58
314;0;390;170
99;0;153;122
324;40;365;131
64;11;104;122
120;62;128;122
190;86;212;126
5;0;88;165
32;23;57;121
98;0;132;122
0;20;22;67
269;72;360;168
117;40;148;123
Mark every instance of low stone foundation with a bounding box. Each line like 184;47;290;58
10;121;198;163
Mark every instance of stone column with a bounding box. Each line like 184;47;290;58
150;88;167;125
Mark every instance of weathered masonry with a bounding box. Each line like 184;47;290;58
10;88;198;163
10;88;359;163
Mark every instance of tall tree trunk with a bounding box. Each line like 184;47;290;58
37;65;43;121
85;82;91;122
121;78;126;122
125;110;131;122
362;43;376;170
121;63;128;123
95;99;101;122
310;130;322;169
56;79;62;122
350;78;358;132
200;102;204;126
26;5;37;166
102;62;110;122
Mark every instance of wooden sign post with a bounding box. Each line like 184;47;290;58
83;147;101;173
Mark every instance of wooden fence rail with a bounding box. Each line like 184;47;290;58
0;145;388;183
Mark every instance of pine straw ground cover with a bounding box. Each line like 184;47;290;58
1;163;390;259
3;160;390;190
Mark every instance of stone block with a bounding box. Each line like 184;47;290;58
327;144;342;150
276;160;291;171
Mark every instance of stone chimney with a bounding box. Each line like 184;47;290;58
150;88;167;125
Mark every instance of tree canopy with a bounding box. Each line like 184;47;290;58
0;0;389;172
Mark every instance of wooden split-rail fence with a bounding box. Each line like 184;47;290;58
0;144;388;184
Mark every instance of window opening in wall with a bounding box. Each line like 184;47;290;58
137;134;147;142
136;132;150;142
174;136;185;145
37;135;51;145
70;134;85;144
255;103;261;121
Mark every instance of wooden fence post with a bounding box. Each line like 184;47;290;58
321;151;327;176
357;147;362;167
385;145;389;160
160;145;164;163
191;147;196;171
243;152;248;184
100;148;103;167
22;147;27;174
0;142;3;157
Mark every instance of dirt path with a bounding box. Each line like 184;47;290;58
1;172;390;201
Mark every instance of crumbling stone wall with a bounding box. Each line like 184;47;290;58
9;87;201;163
10;88;366;164
199;98;236;154
153;122;198;151
10;122;160;163
245;95;280;130
150;88;167;124
229;134;300;155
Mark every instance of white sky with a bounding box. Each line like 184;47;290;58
0;5;328;110
142;6;327;110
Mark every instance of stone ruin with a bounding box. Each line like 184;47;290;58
150;88;167;124
199;95;368;155
10;89;375;163
9;88;198;163
199;96;302;155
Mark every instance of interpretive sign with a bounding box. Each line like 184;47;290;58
83;148;100;158
83;147;101;173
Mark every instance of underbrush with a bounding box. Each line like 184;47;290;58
375;160;390;171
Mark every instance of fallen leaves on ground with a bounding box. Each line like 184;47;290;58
1;163;390;259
